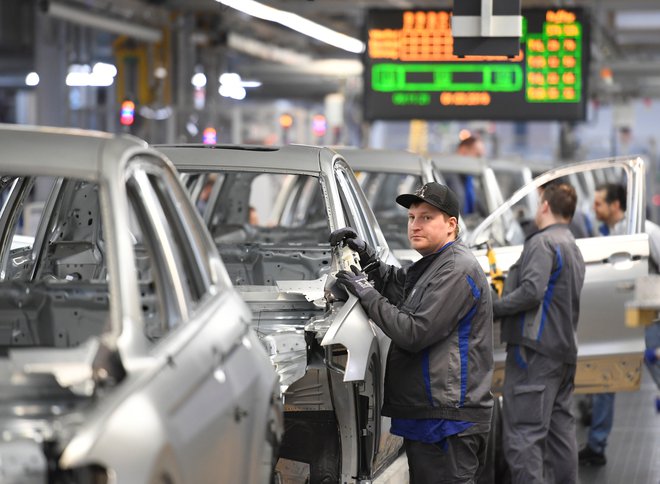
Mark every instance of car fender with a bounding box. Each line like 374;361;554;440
321;295;379;382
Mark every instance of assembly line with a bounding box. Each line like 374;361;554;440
2;0;660;483
0;123;657;483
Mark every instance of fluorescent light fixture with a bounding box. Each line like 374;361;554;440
227;32;312;65
219;73;241;85
154;66;168;79
65;63;116;87
219;73;253;100
615;11;660;30
191;72;207;88
216;0;365;54
92;62;117;78
25;72;39;86
219;84;247;100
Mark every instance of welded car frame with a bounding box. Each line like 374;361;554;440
156;144;403;483
0;125;281;483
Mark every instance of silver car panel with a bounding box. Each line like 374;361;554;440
0;125;281;483
157;143;402;482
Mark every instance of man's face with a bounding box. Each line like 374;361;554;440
593;189;612;223
459;139;486;158
407;202;456;256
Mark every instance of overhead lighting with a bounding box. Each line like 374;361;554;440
219;72;248;100
191;72;207;88
216;0;365;54
227;32;312;65
65;63;117;87
25;72;40;87
615;11;660;30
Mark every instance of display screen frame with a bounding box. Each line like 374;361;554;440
363;8;590;121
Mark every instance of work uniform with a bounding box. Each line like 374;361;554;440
493;223;585;484
361;239;494;483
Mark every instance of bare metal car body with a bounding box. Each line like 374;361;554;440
468;156;650;395
156;144;403;483
0;125;281;483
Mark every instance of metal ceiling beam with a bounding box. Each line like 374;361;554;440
42;0;163;42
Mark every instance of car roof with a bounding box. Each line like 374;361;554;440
0;124;147;180
155;143;330;175
331;147;429;175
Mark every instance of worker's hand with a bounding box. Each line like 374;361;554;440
490;284;500;302
329;227;376;265
335;265;376;299
490;274;505;298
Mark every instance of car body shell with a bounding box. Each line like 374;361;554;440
0;125;281;483
156;143;404;483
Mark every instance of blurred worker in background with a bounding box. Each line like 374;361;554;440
445;136;486;217
579;182;660;466
493;182;586;483
329;182;494;483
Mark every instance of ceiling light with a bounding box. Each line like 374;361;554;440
25;72;39;87
615;11;660;30
216;0;365;54
92;62;117;78
65;63;115;87
219;73;240;85
227;32;312;65
191;72;207;88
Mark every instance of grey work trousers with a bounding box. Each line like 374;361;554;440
502;346;577;484
404;433;488;484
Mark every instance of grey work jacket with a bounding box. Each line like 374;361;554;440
360;239;494;424
493;223;586;364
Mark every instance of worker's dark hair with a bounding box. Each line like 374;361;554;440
541;182;577;220
596;183;626;211
457;135;481;151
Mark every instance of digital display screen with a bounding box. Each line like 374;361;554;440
363;8;589;121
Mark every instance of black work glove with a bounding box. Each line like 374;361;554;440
335;265;376;299
328;227;376;266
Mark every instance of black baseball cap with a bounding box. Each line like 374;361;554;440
396;182;460;219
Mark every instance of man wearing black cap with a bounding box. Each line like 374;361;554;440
329;182;494;483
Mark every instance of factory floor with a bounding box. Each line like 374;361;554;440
374;366;659;484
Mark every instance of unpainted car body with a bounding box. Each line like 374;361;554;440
0;125;281;483
156;144;403;483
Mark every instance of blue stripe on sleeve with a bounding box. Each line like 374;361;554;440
458;275;480;406
537;246;563;341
